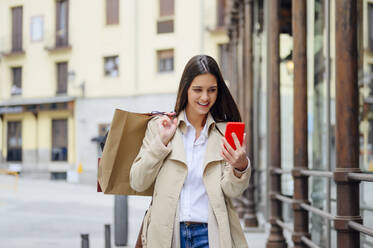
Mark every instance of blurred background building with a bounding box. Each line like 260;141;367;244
1;0;373;247
0;0;229;183
224;0;373;247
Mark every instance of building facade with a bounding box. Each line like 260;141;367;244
0;0;229;181
225;0;373;247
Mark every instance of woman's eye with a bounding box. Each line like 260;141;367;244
193;89;202;92
208;89;217;93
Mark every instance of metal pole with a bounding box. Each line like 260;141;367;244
335;1;362;248
114;195;128;246
81;234;89;248
105;224;111;248
325;0;331;247
292;1;309;247
243;0;258;228
266;0;287;247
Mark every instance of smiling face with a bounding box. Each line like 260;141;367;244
185;73;218;117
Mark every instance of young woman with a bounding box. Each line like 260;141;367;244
130;55;251;248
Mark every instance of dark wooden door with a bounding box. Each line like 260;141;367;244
52;119;68;161
7;121;22;161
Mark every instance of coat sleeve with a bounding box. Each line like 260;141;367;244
220;158;251;198
130;117;172;192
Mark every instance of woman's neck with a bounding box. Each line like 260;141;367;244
185;108;207;129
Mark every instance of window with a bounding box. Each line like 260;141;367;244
52;119;68;161
11;6;23;52
106;0;119;25
369;4;373;51
56;62;68;94
157;49;174;73
56;0;69;47
11;67;22;96
30;16;44;42
104;56;119;77
159;0;174;17
7;121;22;162
157;0;174;34
217;0;226;27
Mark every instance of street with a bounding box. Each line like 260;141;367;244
2;173;371;248
0;174;151;248
0;174;273;248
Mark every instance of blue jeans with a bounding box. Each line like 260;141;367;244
180;222;209;248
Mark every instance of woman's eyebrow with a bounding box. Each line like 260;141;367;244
191;85;217;88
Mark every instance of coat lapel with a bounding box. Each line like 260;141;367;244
168;128;187;166
203;123;225;170
167;110;226;169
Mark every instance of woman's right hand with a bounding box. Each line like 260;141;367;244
157;113;178;146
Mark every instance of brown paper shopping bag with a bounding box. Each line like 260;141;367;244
97;109;155;196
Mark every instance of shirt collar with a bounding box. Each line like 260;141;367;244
177;110;216;135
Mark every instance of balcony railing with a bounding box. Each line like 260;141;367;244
0;35;25;57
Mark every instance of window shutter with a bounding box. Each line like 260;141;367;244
56;0;68;47
13;68;22;88
11;7;23;52
57;62;68;94
160;0;174;17
106;0;119;25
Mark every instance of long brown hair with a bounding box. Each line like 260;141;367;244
174;55;241;122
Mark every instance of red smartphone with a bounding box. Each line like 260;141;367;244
224;122;245;150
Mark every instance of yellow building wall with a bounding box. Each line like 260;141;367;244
0;0;71;100
0;0;227;101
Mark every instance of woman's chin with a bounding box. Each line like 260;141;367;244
197;108;210;115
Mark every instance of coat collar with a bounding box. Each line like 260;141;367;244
168;110;224;168
177;110;216;136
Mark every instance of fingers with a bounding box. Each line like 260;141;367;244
162;119;169;127
221;143;234;162
221;133;248;169
159;115;177;128
221;149;230;162
165;112;176;118
231;132;241;150
222;137;235;156
160;116;171;127
242;133;246;149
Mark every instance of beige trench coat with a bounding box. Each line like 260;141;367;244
130;111;251;248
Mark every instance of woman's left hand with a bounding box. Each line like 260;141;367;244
221;133;248;171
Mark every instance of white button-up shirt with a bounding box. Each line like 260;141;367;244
179;113;209;223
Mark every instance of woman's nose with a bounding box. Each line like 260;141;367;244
201;91;209;100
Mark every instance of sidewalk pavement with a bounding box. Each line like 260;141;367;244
0;173;280;248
